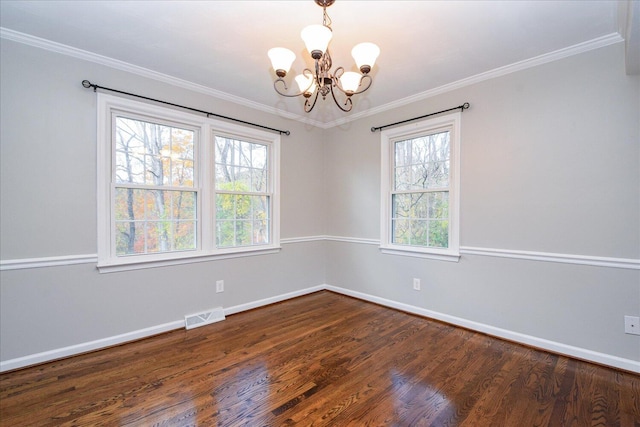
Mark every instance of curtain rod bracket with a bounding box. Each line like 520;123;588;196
81;80;291;136
371;102;470;133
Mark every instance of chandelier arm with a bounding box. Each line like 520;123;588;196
273;78;305;98
329;84;353;112
304;90;321;113
323;49;333;73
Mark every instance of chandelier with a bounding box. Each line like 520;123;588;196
268;0;380;113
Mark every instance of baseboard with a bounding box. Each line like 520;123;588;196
223;285;325;316
324;285;640;374
0;285;325;373
2;284;637;374
0;320;184;373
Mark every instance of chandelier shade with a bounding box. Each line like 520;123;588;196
268;0;380;113
352;42;381;74
295;73;317;95
339;71;362;93
267;47;296;77
300;25;333;59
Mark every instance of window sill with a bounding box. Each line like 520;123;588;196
97;246;282;273
379;245;460;262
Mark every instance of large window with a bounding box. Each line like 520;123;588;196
380;113;460;261
97;94;280;272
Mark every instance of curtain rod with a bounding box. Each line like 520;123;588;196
81;80;291;136
371;102;470;133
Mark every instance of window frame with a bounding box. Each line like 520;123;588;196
380;112;461;262
97;94;280;272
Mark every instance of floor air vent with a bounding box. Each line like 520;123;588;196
184;307;225;330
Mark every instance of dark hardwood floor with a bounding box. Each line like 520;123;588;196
1;291;638;426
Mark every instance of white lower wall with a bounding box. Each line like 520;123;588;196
3;272;638;373
324;240;640;371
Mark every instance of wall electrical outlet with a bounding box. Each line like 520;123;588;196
413;278;421;291
624;315;640;335
216;280;224;293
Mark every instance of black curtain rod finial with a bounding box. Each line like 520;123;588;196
82;80;97;92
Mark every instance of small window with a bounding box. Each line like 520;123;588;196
380;113;460;261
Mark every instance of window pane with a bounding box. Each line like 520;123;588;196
429;220;449;248
427;161;449;187
428;192;449;219
145;222;164;253
410;220;429;246
392;194;411;219
115;117;194;188
175;221;196;250
215;194;270;248
114;188;197;256
234;167;252;192
216;194;234;220
394;130;450;191
252;196;269;221
412;193;429;219
253;220;269;244
115;188;143;220
395;140;410;167
216;221;235;248
252;169;268;192
394;166;411;191
410;163;429;189
116;221;141;256
252;144;267;169
392;219;410;245
235;221;251;246
391;192;449;249
215;136;268;193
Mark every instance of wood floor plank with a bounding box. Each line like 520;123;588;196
1;291;638;426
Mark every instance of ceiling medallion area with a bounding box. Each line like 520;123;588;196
268;0;380;113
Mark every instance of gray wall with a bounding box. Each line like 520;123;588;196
1;38;639;367
0;40;326;361
324;43;640;362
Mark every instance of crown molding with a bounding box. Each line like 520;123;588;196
322;32;624;129
0;27;325;128
1;28;624;130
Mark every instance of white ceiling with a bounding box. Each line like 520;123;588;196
0;1;632;127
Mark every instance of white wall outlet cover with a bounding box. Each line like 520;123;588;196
624;315;640;335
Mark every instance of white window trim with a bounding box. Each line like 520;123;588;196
380;112;461;262
97;94;280;273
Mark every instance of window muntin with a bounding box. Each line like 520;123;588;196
380;113;460;261
214;136;271;248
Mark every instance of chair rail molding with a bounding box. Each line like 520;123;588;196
2;239;638;270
